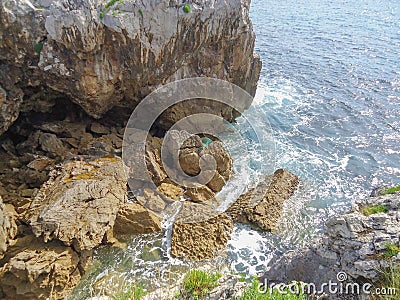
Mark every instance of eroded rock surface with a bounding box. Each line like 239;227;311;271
0;196;18;259
227;169;299;231
171;212;234;261
27;157;127;251
113;202;162;236
0;0;261;134
264;192;400;287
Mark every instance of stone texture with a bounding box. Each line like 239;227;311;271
0;196;18;259
0;236;81;300
113;202;162;236
226;169;299;231
27;156;127;251
264;192;400;288
171;213;234;261
0;0;261;134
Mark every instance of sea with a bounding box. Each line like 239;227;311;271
70;0;400;297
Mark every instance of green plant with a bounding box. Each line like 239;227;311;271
236;277;306;300
113;282;147;300
383;243;400;258
181;269;221;299
183;4;191;13
360;204;388;216
381;185;400;195
100;0;123;19
373;262;400;299
34;42;43;54
100;11;105;19
138;8;143;17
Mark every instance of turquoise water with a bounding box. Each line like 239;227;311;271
227;0;400;274
71;1;400;296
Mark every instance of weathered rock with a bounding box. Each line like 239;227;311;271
38;132;69;158
0;236;81;300
179;148;201;176
200;141;233;180
137;189;167;214
264;192;400;289
0;196;18;259
157;182;184;201
27;156;56;172
171;213;234;261
113;202;162;236
226;169;299;231
27;157;127;251
0;0;261;133
186;185;216;203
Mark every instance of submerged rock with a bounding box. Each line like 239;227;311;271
27;157;127;251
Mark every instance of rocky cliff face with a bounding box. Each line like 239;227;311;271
0;0;261;134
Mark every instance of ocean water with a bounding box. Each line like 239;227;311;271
226;0;400;274
70;0;400;297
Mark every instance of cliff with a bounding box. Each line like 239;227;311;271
0;0;261;134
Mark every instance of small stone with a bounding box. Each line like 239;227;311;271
90;122;110;135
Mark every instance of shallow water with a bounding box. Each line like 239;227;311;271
71;0;400;297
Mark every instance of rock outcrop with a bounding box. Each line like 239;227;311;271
171;212;234;261
113;202;162;236
0;236;82;300
0;0;261;134
227;169;299;231
0;196;18;259
264;191;400;289
27;157;127;251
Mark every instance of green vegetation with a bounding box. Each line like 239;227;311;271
373;262;400;300
381;185;400;195
236;277;307;300
383;243;400;258
181;269;221;299
113;282;147;300
183;4;191;13
360;204;388;216
34;42;43;54
138;8;143;17
100;0;123;19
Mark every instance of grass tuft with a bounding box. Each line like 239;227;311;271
383;243;400;259
113;282;146;300
381;185;400;195
181;269;221;299
360;204;388;216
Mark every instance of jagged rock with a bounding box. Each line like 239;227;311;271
27;156;55;171
186;185;216;203
0;196;18;259
137;189;167;214
0;236;81;300
27;157;127;251
38;132;69;158
264;192;400;289
90;122;110;135
171;213;234;261
200;141;233;180
0;0;261;133
113;202;162;236
226;169;299;231
179;148;201;176
157;182;184;201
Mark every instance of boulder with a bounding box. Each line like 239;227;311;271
186;185;216;203
226;169;299;231
113;202;162;236
171;212;234;261
0;196;18;259
0;236;81;300
27;156;127;251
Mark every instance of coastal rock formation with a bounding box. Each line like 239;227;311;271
0;196;18;259
27;157;127;251
0;0;261;134
0;236;81;300
227;169;299;231
171;212;234;261
264;191;400;288
113;202;162;236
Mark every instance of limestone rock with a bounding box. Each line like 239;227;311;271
0;236;81;300
171;213;234;261
226;169;299;231
186;185;216;203
0;196;18;259
27;157;127;251
113;202;162;236
264;192;400;287
137;189;167;214
157;182;184;201
0;0;261;133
